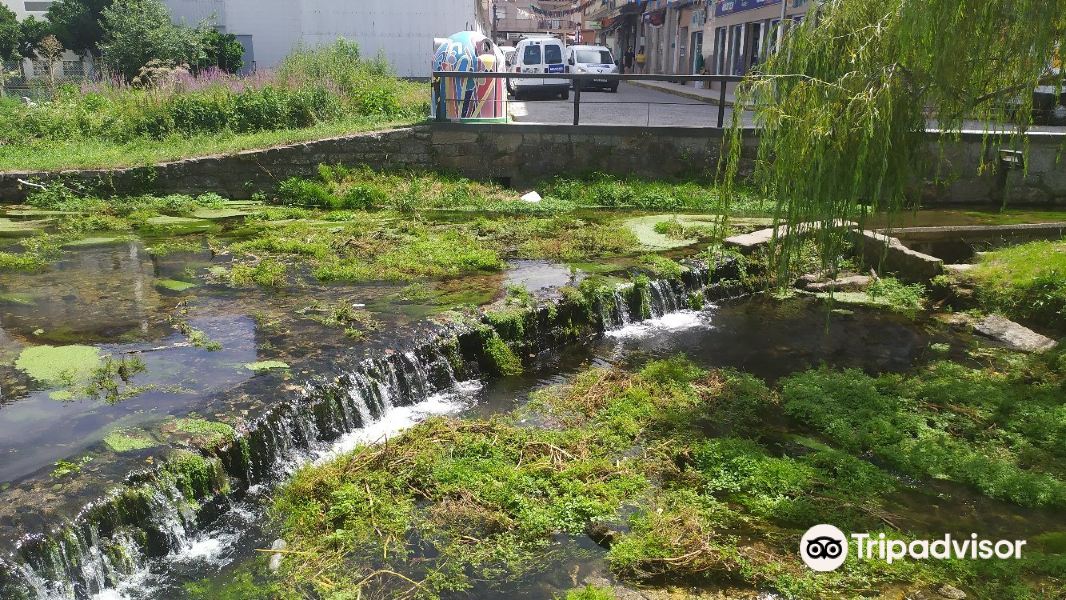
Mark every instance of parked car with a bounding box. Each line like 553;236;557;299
510;36;569;100
565;45;619;92
499;45;516;94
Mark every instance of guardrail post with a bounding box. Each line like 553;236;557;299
716;79;727;128
435;76;446;122
573;77;581;126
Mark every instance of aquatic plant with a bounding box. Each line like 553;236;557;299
162;416;236;448
50;456;93;479
0;234;65;272
84;355;149;404
14;344;101;387
781;357;1066;508
478;329;523;376
103;427;160;453
271;352;1066;598
229;258;288;287
244;360;289;372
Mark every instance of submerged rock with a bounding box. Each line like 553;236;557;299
937;583;967;599
585;519;628;549
973;315;1057;352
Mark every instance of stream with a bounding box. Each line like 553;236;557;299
16;290;1005;600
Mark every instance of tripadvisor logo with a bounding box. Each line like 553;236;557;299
800;524;1027;571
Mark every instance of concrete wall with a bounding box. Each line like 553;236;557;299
0;124;1063;205
164;0;484;77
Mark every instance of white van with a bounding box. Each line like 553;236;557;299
565;45;619;93
509;36;569;100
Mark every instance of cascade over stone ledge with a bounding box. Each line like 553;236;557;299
0;258;737;600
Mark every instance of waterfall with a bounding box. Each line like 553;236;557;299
2;262;723;600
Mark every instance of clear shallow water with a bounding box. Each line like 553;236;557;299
0;236;589;554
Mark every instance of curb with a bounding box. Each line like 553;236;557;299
626;80;734;106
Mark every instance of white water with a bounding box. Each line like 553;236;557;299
605;308;713;339
81;380;481;600
320;380;480;461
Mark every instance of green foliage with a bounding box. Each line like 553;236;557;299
100;0;203;80
47;0;111;55
229;258;287;287
0;3;19;62
0;41;424;162
277;168;775;217
163;416;235;447
300;300;380;339
637;254;684;278
0;234;64;272
480;329;523;376
103;427;158;452
272;354;1066;598
83;355;148;403
723;0;1066;275
866;277;926;313
244;360;289;372
542;173;770;214
16;17;49;59
967;239;1066;332
561;586;615;600
200;29;243;73
781;359;1066;508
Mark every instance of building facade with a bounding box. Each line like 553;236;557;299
492;0;580;44
704;0;810;77
163;0;489;78
0;0;52;20
579;0;708;75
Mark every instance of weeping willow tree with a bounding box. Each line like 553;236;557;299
723;0;1066;276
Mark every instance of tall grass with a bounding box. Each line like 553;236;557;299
0;41;426;147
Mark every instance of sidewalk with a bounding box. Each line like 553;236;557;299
626;79;737;106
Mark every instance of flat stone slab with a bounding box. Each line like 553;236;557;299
799;274;873;293
973;315;1057;352
723;220;855;251
888;222;1066;242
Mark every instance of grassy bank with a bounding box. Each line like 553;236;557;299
0;117;421;172
279;166;775;215
0;41;426;172
264;350;1066;599
961;239;1066;333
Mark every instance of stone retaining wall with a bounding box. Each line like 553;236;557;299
0;124;1063;205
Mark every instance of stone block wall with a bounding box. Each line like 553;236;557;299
0;123;1062;205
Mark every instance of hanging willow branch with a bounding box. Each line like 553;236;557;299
721;0;1066;278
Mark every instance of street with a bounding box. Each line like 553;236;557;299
507;82;751;127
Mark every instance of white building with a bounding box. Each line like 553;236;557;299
0;0;53;20
163;0;489;77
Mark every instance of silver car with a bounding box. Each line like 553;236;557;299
565;45;619;93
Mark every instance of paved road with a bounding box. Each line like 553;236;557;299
507;82;752;128
506;82;1066;132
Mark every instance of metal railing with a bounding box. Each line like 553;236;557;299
432;71;744;127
